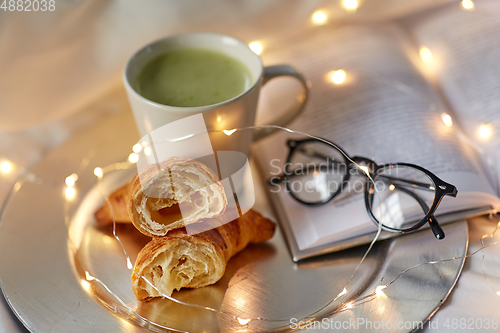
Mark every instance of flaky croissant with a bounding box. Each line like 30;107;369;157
128;157;227;237
94;181;133;226
131;209;275;301
94;157;228;235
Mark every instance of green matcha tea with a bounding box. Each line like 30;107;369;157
134;48;253;107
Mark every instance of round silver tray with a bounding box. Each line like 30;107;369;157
0;109;468;333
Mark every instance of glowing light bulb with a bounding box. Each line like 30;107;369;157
0;160;13;174
479;125;492;139
328;69;346;84
249;42;262;55
65;174;78;187
462;0;474;10
132;144;142;153
359;165;369;174
375;285;387;296
65;187;76;201
237;317;251;325
312;10;328;25
343;0;358;11
419;46;433;63
223;129;237;136
94;167;103;178
128;153;139;164
85;271;95;281
441;113;453;127
389;184;395;191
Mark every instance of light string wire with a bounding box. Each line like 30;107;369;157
480;217;500;296
78;68;500;329
51;69;500;329
57;149;193;332
82;121;470;329
2;47;496;331
89;124;500;329
2;85;495;331
87;124;384;329
0;114;494;331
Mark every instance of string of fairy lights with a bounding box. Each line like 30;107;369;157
0;0;497;330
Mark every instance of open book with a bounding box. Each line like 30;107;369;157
254;0;500;261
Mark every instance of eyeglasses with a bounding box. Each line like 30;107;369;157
268;138;458;240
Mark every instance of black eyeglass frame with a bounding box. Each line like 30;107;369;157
268;138;458;239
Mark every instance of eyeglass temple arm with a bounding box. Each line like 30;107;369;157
382;184;445;239
374;175;436;192
305;147;452;195
377;175;458;199
282;147;446;193
268;164;439;196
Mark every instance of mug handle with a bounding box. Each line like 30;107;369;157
253;65;309;141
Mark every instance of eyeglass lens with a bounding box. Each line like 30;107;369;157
286;141;348;204
368;165;437;231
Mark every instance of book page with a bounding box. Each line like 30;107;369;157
255;24;499;250
408;0;500;189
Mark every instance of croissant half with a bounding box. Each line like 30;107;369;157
127;157;227;237
94;181;133;226
131;209;276;301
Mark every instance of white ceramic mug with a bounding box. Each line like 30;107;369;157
123;32;308;157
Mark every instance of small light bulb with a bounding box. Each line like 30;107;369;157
65;187;76;201
441;113;453;127
65;174;78;187
237;317;251;325
479;125;492;139
132;144;142;153
375;285;387;296
94;167;103;178
419;46;433;63
85;271;95;281
0;160;13;174
249;42;262;55
359;165;369;174
328;69;346;84
389;184;395;191
462;0;474;10
128;153;139;164
343;0;358;11
312;10;328;25
223;129;237;136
